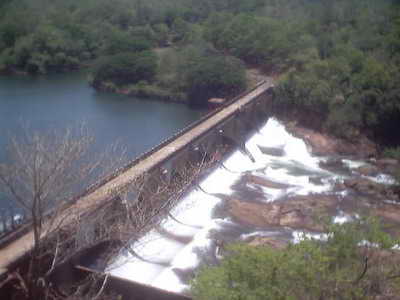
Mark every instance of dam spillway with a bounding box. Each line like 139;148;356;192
0;81;273;276
106;118;396;294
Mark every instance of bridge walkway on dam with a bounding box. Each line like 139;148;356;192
0;81;272;276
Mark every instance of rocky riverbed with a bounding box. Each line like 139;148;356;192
107;118;399;293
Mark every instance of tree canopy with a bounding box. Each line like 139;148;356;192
180;49;247;105
192;220;400;300
90;51;157;90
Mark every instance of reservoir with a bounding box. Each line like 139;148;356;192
0;72;203;211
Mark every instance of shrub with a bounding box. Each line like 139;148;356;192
181;51;247;106
90;51;157;88
383;147;400;161
191;219;400;300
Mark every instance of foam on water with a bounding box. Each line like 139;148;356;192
200;160;242;194
292;231;329;244
333;211;354;224
107;118;371;292
342;159;366;169
367;174;397;185
0;213;23;233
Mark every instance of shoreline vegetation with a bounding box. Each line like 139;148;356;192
1;0;399;143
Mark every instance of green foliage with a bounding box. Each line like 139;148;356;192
192;219;400;300
101;29;152;56
383;147;400;160
276;41;400;142
125;81;186;102
90;51;157;88
153;23;170;46
204;12;314;71
179;48;247;105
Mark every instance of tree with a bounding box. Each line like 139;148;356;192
90;51;157;90
101;28;152;56
181;49;247;105
0;126;126;299
191;219;400;300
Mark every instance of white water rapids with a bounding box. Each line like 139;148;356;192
106;118;395;294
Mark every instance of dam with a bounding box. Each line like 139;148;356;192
0;80;273;277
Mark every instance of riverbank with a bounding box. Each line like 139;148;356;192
91;80;187;104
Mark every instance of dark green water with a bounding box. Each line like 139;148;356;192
0;72;203;210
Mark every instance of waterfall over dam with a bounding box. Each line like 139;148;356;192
107;118;395;294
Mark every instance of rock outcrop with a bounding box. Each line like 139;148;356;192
344;178;399;201
228;195;339;232
286;125;377;157
247;236;288;249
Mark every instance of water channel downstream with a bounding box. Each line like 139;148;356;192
0;72;204;212
107;118;397;295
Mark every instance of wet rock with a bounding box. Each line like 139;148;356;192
374;203;400;223
246;174;292;189
309;177;324;185
286;125;376;157
287;126;335;155
333;182;346;192
376;158;399;168
374;158;399;176
344;178;389;198
355;165;379;176
343;178;400;206
319;159;349;173
247;236;288;249
228;195;339;232
258;146;285;157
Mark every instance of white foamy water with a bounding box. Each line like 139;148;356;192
0;213;23;233
367;174;397;185
333;210;356;224
342;159;367;169
107;118;395;294
292;231;329;243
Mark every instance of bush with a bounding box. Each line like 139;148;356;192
383;147;400;160
90;51;157;88
181;50;247;106
126;81;186;102
191;219;400;300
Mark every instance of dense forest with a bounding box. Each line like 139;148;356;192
0;0;400;145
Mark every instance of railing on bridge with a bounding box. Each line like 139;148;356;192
73;79;268;201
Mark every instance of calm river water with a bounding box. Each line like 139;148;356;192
0;72;203;210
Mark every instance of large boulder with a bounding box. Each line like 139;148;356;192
247;236;288;249
228;195;339;232
374;158;399;176
343;178;398;200
355;165;379;177
319;158;350;174
376;159;399;168
374;204;400;224
286;125;376;157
